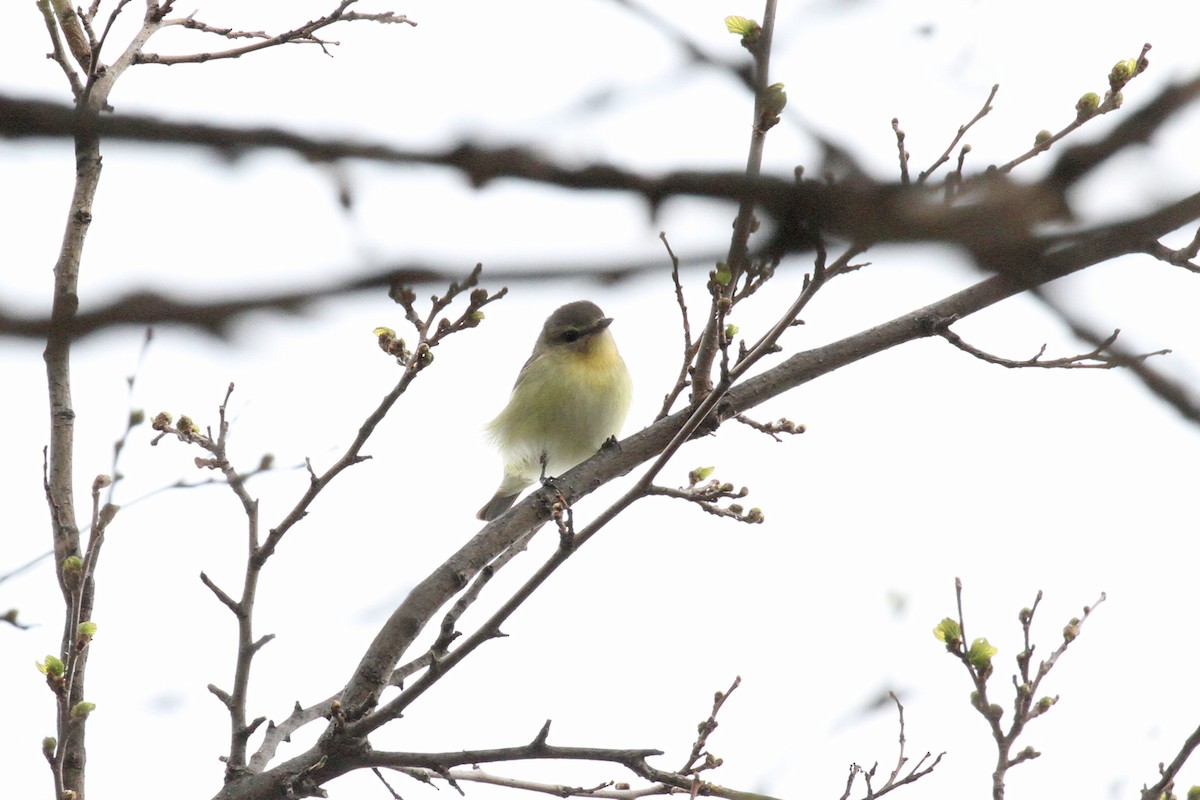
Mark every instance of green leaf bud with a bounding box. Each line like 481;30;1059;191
42;736;56;759
1075;92;1101;118
77;621;97;638
70;701;95;721
1110;58;1138;84
689;466;715;485
712;262;732;286
763;83;787;118
62;556;84;591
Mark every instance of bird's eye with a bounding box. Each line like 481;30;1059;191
561;329;581;343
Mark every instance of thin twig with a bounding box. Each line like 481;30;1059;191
917;84;998;184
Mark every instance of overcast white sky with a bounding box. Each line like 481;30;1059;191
2;1;1199;799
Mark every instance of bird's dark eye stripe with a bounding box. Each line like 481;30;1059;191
561;329;581;342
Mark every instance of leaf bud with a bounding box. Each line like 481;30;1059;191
1075;92;1101;118
70;701;96;721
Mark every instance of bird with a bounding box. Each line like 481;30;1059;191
477;300;632;521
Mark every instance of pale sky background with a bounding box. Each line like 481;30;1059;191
2;1;1199;799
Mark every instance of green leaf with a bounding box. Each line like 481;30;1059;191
932;617;961;646
967;637;997;670
37;655;65;677
724;16;758;36
724;15;762;47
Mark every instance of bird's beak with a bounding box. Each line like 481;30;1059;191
594;317;614;332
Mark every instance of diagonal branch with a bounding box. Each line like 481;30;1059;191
1140;721;1200;800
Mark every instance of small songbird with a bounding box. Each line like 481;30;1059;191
477;300;633;521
